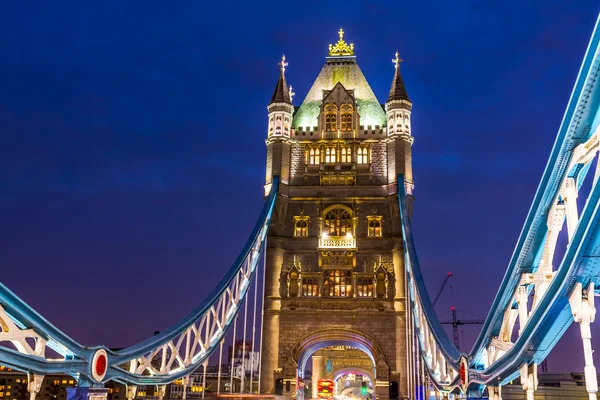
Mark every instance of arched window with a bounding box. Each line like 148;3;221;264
357;277;373;297
340;104;353;131
340;147;352;163
325;105;337;131
302;278;318;297
324;207;353;236
357;147;368;164
294;218;309;237
325;147;336;163
323;269;352;297
309;148;315;165
367;217;382;237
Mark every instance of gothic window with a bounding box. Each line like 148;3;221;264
325;105;337;131
376;272;386;298
325;147;336;163
289;271;299;297
324;207;353;236
357;277;373;297
367;217;382;237
308;148;320;165
302;278;318;297
340;147;352;163
340;105;353;131
357;147;369;164
323;269;352;297
294;217;309;237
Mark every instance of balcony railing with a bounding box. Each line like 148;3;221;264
318;235;356;249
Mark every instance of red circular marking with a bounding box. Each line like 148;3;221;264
95;354;107;376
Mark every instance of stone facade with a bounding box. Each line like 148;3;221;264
261;35;414;400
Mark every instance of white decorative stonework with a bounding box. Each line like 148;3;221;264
318;237;356;249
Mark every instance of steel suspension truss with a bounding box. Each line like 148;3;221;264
0;178;279;388
400;13;600;399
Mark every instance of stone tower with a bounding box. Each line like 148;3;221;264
261;30;414;399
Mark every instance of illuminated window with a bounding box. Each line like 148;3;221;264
61;381;67;385
302;278;318;296
294;216;309;237
340;105;353;131
324;207;353;236
53;381;59;386
323;270;352;297
325;147;336;163
340;147;352;163
367;217;382;237
357;278;373;297
357;147;368;164
308;148;320;165
289;271;299;297
68;380;74;385
325;105;337;131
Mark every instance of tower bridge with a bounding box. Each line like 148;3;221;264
3;16;600;400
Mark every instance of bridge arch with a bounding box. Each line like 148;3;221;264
333;366;375;383
290;328;388;380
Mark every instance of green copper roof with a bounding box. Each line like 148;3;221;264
292;59;387;129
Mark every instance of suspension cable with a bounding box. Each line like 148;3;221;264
202;361;207;400
250;264;259;394
241;283;249;394
258;243;267;395
230;316;237;393
217;339;224;395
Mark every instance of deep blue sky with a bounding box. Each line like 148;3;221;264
1;1;600;373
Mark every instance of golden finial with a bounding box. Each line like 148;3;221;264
392;51;403;69
329;28;355;57
278;54;288;74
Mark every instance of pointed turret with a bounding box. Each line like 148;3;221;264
269;54;292;105
265;55;294;191
385;51;414;212
387;52;410;103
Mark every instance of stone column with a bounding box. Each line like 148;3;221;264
312;355;323;399
392;239;408;397
260;242;284;394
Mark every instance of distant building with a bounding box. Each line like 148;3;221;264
0;366;126;400
499;372;600;399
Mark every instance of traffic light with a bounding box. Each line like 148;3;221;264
361;382;367;395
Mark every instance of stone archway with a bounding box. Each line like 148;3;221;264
333;366;375;384
286;328;390;399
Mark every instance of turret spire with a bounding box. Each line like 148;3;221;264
387;51;410;103
270;54;291;104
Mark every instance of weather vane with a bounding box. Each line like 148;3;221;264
392;51;403;69
279;54;288;74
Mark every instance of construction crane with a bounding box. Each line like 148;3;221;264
432;272;453;307
441;307;484;350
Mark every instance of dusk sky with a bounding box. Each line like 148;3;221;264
2;1;600;373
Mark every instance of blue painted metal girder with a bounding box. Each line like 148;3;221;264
470;14;600;366
398;174;461;368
